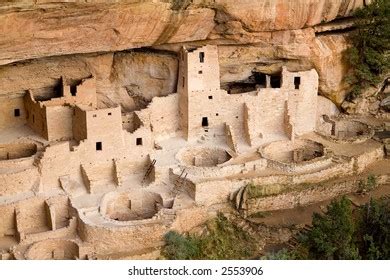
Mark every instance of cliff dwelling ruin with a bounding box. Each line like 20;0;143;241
0;45;389;260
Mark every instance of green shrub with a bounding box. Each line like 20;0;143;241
345;0;390;99
357;175;378;193
162;231;201;260
162;213;256;260
300;196;360;260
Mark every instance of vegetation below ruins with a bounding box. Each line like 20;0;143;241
162;213;256;260
345;0;390;100
265;196;390;260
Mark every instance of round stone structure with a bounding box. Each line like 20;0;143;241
177;146;232;167
318;117;373;143
0;142;37;161
25;239;79;260
262;139;325;164
100;190;163;222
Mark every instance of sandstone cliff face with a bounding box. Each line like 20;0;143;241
0;0;370;105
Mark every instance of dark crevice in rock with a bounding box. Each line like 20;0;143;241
170;0;192;11
124;84;150;111
315;26;356;36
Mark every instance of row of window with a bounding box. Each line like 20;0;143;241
92;112;112;118
95;138;143;151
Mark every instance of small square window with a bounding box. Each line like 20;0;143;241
93;114;97;118
14;109;20;117
198;70;203;74
108;112;112;116
96;142;102;151
216;113;219;116
208;96;213;100
136;138;143;146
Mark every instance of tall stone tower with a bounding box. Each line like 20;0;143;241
178;45;221;140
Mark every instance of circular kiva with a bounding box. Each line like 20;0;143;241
262;139;325;164
317;117;372;142
177;146;232;167
25;239;79;260
100;190;164;222
0;142;37;161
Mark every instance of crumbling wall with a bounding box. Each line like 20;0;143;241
0;95;26;130
0;204;16;238
24;91;48;139
81;161;116;193
45;106;74;141
225;123;238;153
0;167;39;196
62;77;97;108
147;94;180;137
45;195;70;230
114;157;149;186
16;199;48;235
40;142;75;189
354;145;384;173
77;219;169;256
246;180;362;213
40;77;97;108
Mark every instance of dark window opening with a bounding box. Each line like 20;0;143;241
136;138;143;146
199;52;205;63
108;112;112;116
225;82;257;94
216;113;219;116
182;76;185;88
93;114;97;118
202;117;209;127
254;72;267;88
70;85;77;96
208;96;213;100
270;75;281;88
96;142;102;151
14;109;20;117
222;72;266;94
198;70;203;74
35;78;63;101
294;77;301;90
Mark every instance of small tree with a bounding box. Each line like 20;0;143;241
345;0;390;99
301;196;359;259
357;199;390;259
162;231;201;260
